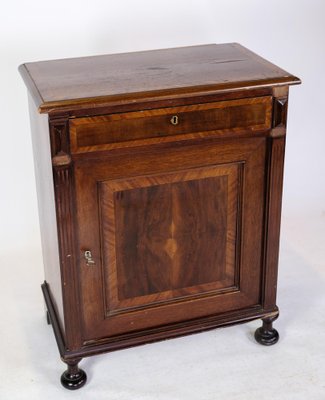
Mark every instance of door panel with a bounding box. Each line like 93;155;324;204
99;164;239;316
74;137;266;341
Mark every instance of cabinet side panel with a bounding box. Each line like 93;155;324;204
28;94;65;332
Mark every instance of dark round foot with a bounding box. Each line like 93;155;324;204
255;326;279;346
60;368;87;390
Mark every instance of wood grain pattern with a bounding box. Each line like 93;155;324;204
74;137;265;340
99;164;239;315
19;43;300;114
20;44;300;386
56;87;273;120
70;97;272;153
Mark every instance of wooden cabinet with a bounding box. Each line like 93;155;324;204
19;43;300;390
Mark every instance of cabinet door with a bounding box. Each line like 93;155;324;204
74;137;266;343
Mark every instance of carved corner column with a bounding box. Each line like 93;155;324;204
49;117;82;352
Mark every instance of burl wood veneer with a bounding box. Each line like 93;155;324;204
19;43;300;390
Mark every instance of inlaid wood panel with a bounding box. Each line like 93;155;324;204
69;97;272;153
99;164;240;315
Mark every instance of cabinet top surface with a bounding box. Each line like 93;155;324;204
19;43;300;114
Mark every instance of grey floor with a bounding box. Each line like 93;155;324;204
1;212;324;400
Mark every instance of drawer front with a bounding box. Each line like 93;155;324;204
70;96;272;153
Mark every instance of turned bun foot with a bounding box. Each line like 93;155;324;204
61;359;87;390
255;326;279;346
254;314;279;346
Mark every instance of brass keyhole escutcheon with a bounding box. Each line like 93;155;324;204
170;115;179;125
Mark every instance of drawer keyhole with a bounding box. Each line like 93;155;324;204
170;115;179;125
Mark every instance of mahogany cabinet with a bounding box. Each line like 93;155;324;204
19;43;300;389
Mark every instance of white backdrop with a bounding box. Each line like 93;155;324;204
1;0;324;255
0;1;324;399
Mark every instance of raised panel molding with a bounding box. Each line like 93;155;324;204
75;137;266;340
98;163;243;316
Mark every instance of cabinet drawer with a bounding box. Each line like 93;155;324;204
70;96;272;153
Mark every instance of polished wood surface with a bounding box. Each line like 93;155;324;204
19;43;300;114
41;280;278;360
20;43;300;388
101;164;238;311
70;96;272;153
49;117;83;351
74;136;265;340
115;175;229;296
